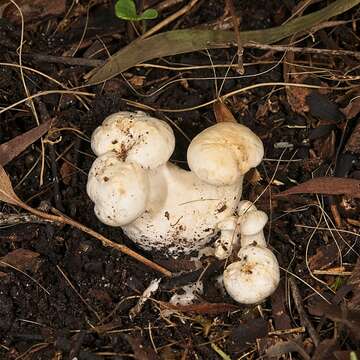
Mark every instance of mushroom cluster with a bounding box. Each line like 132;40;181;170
87;111;280;303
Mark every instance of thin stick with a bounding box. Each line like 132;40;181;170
289;277;320;346
245;42;360;59
225;0;244;74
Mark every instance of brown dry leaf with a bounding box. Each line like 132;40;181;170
123;335;159;360
160;301;237;314
213;101;237;123
275;177;360;198
334;351;360;360
348;257;360;311
345;122;360;154
128;75;146;87
229;318;268;353
2;0;65;24
311;303;360;340
0;165;22;206
59;162;73;185
341;96;360;120
0;120;51;166
308;243;338;271
284;57;310;114
0;248;40;272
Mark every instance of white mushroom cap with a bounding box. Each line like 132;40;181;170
87;152;149;226
238;210;268;236
91;111;175;169
237;200;257;216
223;245;280;304
187;122;264;186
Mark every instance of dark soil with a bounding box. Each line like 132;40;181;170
1;0;360;359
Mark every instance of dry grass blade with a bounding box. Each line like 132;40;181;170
0;166;22;205
275;177;360;198
0;120;52;166
86;0;360;84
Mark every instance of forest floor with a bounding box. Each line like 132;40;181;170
0;0;360;359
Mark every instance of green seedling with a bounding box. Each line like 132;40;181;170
115;0;158;21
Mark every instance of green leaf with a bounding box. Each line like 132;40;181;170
115;0;138;21
115;0;158;21
141;8;158;20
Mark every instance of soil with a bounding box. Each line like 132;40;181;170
1;0;360;359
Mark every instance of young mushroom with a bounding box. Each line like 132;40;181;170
222;201;280;304
87;111;264;255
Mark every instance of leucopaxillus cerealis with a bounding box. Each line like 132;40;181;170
86;109;280;304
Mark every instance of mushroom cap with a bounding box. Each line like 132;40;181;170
223;245;280;304
237;200;257;216
238;210;268;236
91;111;175;169
86;152;149;226
187;122;264;186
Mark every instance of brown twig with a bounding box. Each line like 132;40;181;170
0;212;51;226
225;0;244;74
26;204;172;277
289;277;320;347
245;42;360;59
21;52;104;67
0;165;172;277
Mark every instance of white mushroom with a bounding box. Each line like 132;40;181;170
224;246;280;304
91;111;175;169
223;202;280;304
187;122;264;186
87;111;264;255
87;151;149;226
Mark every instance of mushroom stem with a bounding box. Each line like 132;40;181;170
215;216;239;260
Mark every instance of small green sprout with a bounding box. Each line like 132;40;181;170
115;0;158;21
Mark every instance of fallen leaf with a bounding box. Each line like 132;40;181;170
334;351;360;360
266;339;310;360
229;318;268;353
275;177;360;198
123;335;159;360
286;76;310;114
308;243;338;271
345;122;360;154
59;162;74;185
214;101;237;123
311;303;360;340
307;92;343;122
0;165;22;205
3;0;65;24
348;257;360;311
159;301;237;314
312;338;338;360
341;96;360;120
271;280;292;330
0;248;40;272
284;51;310;115
0;120;51;166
